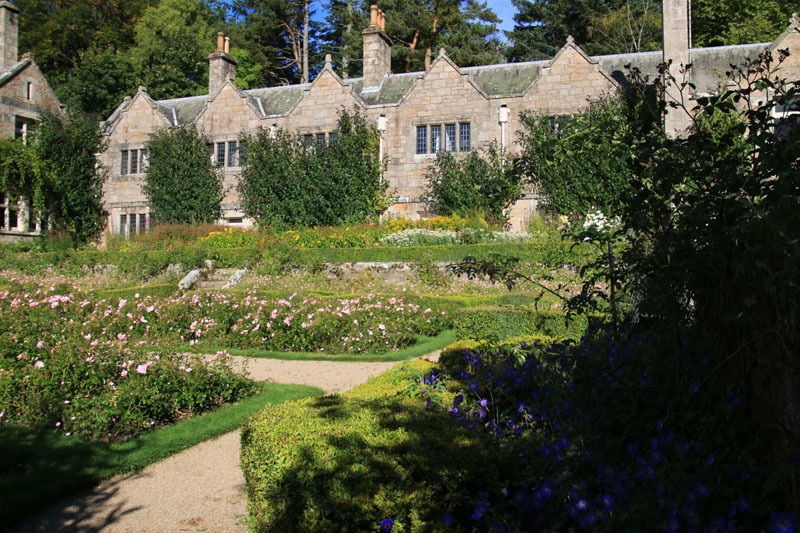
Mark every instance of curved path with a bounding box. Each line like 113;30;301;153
17;353;439;532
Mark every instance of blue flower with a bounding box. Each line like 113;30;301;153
469;381;479;392
770;511;798;533
441;514;455;526
380;518;394;531
472;500;489;520
460;370;471;379
454;394;463;406
601;494;614;511
451;406;459;415
479;398;488;408
540;480;555;499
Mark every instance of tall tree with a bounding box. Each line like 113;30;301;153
229;0;322;85
587;0;662;54
14;0;154;99
691;0;796;47
128;0;222;99
322;0;502;75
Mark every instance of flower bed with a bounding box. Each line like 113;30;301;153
0;288;447;356
0;345;254;442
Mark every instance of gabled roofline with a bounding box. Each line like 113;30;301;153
103;86;174;137
0;56;31;89
193;79;266;124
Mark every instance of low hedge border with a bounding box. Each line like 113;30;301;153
241;359;505;532
186;330;457;362
438;334;561;374
453;306;605;342
1;241;596;277
2;382;321;527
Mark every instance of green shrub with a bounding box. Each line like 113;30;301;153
241;360;503;532
453;305;596;342
239;109;389;228
438;334;560;374
143;126;224;225
425;142;521;226
516;94;638;217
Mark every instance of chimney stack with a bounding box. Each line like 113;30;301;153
662;0;692;136
208;31;237;95
362;5;392;89
0;1;19;69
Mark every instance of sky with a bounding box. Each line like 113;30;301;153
488;0;518;34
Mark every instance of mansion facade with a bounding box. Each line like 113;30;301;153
99;2;800;234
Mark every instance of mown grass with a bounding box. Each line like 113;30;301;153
0;382;321;529
183;330;456;362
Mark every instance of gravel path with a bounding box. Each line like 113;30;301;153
16;352;439;532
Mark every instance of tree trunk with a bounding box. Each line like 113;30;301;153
342;0;353;78
424;14;439;71
302;0;310;84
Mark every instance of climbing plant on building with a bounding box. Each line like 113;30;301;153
33;110;107;246
425;141;521;227
143;126;224;225
238;108;388;228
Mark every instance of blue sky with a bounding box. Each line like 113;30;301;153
304;1;520;36
488;0;518;34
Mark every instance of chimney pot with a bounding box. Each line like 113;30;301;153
224;36;230;54
369;5;378;27
216;31;225;52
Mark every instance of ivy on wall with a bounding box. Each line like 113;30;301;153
238;109;389;228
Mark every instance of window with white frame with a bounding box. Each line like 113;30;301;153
120;149;148;175
416;122;472;154
210;141;242;167
119;212;149;237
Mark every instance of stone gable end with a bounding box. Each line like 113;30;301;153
198;83;262;135
772;27;800;74
287;70;364;130
524;45;616;114
0;61;61;137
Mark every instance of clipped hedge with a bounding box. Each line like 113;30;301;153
240;360;504;532
0;240;594;278
453;306;601;342
438;335;560;374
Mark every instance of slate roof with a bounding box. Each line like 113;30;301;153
136;41;778;126
0;57;31;87
594;43;770;93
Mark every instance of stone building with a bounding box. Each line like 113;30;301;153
100;3;800;235
0;0;62;239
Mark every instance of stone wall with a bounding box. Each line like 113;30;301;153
0;60;61;138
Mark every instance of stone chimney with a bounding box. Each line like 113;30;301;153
208;31;237;95
0;1;19;69
662;0;692;136
362;5;392;89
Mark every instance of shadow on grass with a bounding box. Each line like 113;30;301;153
1;382;321;532
244;392;505;532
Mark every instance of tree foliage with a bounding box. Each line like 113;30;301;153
33;111;108;245
516;95;645;217
238;108;388;228
425;142;522;226
143;126;224;225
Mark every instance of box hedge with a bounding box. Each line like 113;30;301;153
453;306;601;342
240;360;505;532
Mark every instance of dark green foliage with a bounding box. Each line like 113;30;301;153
453;305;592;342
241;359;503;531
516;94;639;217
143;126;224;225
691;0;796;47
238;109;388;228
61;46;137;118
0;138;40;212
33;110;107;246
616;51;800;475
425;142;522;226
